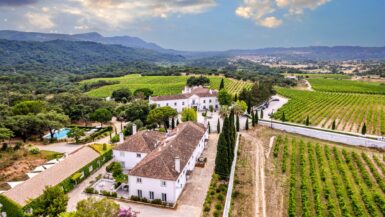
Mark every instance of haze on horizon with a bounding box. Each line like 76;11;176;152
0;0;384;51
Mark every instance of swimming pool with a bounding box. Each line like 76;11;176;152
43;128;70;140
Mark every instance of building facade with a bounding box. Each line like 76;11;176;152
112;121;208;204
149;86;219;112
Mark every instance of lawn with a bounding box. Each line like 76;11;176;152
274;88;385;136
80;74;252;98
89;143;114;155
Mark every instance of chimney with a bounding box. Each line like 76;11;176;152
132;124;137;135
119;132;124;144
175;156;181;173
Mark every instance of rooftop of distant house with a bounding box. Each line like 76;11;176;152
150;86;218;101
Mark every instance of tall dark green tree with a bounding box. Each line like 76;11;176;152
255;111;259;125
362;123;367;135
331;120;336;130
281;112;286;122
234;94;238;102
245;118;249;130
171;117;175;129
251;110;256;127
236;115;240;132
260;110;264;119
208;122;211;134
215;133;229;179
305;116;310;126
29;186;68;217
219;78;225;90
217;118;221;133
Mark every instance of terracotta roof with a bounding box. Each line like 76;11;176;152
114;131;165;153
150;87;217;101
3;147;99;206
128;121;207;180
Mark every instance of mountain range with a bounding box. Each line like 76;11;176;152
0;30;385;61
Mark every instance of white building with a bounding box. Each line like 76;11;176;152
113;121;208;204
149;86;219;112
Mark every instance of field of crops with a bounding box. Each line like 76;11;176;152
81;74;252;98
274;88;385;135
287;73;351;79
308;78;385;94
273;135;385;217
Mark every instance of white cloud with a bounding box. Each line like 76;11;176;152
236;0;330;28
25;12;55;29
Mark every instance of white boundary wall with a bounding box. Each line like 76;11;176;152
259;120;385;148
223;133;240;217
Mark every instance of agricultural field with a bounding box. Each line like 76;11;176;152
308;78;385;94
271;134;385;217
81;74;252;98
274;88;385;136
285;73;351;79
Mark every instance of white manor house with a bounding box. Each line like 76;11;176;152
113;121;208;204
149;86;219;112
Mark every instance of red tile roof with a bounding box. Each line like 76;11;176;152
114;131;165;153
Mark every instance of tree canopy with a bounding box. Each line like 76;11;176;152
111;88;132;103
181;108;198;122
28;185;69;217
186;76;210;87
218;89;232;106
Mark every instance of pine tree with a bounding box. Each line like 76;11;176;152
171;117;175;129
305;116;310;126
281;112;286;122
255;111;259;124
245;118;249;130
234;94;238;102
236;115;240;132
176;118;180;126
260;110;264;119
214;133;229;180
332;120;336;130
208;122;211;134
219;78;225;90
217;118;221;133
362;123;367;135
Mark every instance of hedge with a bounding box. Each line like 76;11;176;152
58;149;113;193
0;194;24;217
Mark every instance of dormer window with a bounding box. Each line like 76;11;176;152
136;153;142;158
137;178;142;183
161;181;167;187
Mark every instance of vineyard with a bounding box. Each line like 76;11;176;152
272;135;385;217
308;78;385;94
274;88;385;136
81;74;252;98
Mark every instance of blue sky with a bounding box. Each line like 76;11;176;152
0;0;384;51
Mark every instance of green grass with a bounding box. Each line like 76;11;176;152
273;135;385;217
286;73;351;79
89;143;114;155
81;74;252;98
274;88;385;136
308;78;385;94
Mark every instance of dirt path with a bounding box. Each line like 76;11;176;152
242;132;266;217
304;79;314;91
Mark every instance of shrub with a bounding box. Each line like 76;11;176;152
111;192;118;198
101;190;111;197
110;135;119;143
131;196;141;201
158;128;166;133
85;187;95;194
217;194;224;201
215;203;223;210
151;199;162;205
204;205;211;212
213;210;220;217
1;143;8;151
29;147;40;154
140;197;149;203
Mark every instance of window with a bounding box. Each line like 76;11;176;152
182;102;185;105
149;191;154;200
136;153;141;158
161;181;167;187
158;104;160;107
120;151;125;157
137;178;142;183
209;99;212;103
174;102;177;106
138;190;142;198
162;193;167;202
166;103;169;106
203;100;206;103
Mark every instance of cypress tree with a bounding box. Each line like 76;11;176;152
171;117;175;129
255;111;259;124
246;96;252;114
217;118;221;133
332;120;336;130
281;112;286;122
234;94;238;102
252;110;256;127
208;122;211;134
214;133;229;180
219;78;225;90
362;123;367;135
305;116;310;126
245;118;249;130
236;115;240;132
176;118;180;126
260;110;264;119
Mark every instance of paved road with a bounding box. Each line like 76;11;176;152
260;95;288;120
